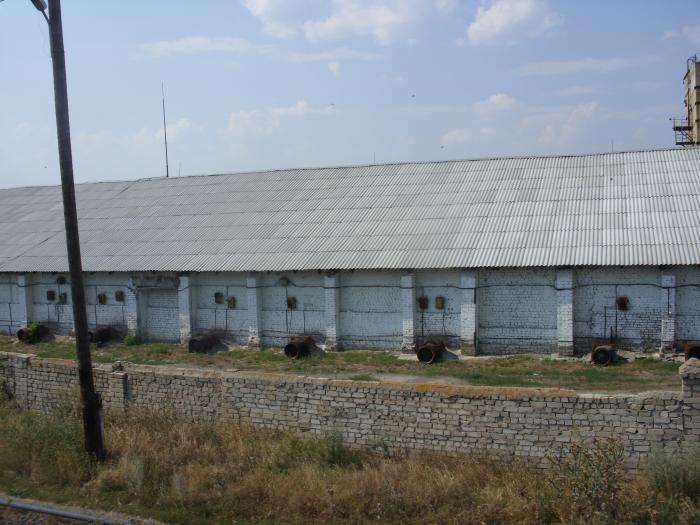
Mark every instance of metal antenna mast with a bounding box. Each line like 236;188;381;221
162;82;169;178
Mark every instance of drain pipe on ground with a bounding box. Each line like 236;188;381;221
0;497;130;525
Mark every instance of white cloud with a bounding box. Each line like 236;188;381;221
157;118;195;142
442;127;495;144
130;118;198;146
302;1;422;45
475;93;516;113
522;102;598;145
328;61;341;76
467;0;561;46
663;23;700;44
244;0;452;45
519;56;658;75
142;37;256;57
241;0;309;38
226;100;333;136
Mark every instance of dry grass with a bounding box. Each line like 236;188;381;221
0;401;699;524
0;335;681;393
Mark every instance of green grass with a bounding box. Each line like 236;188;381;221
347;374;379;382
0;336;681;393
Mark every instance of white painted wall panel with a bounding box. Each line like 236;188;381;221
338;270;402;349
142;288;179;342
192;272;248;342
677;267;700;341
260;272;324;346
477;269;558;354
573;268;664;352
413;269;461;340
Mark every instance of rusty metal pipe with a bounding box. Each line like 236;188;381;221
416;341;445;364
188;334;220;353
284;340;311;359
591;345;614;366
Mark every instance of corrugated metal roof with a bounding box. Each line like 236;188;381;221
0;147;699;273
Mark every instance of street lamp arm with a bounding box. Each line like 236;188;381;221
29;0;49;23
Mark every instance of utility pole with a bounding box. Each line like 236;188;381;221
43;0;106;460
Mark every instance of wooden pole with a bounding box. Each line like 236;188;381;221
47;0;106;461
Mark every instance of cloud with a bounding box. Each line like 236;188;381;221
241;0;309;38
442;127;495;144
522;102;598;145
142;37;257;57
288;47;383;62
302;1;423;45
519;55;658;75
157;118;195;142
226;100;334;136
244;0;453;45
475;93;516;113
130;118;198;146
328;61;341;76
467;0;561;46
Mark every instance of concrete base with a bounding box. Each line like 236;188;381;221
400;342;416;353
325;341;343;352
557;344;575;357
460;341;477;356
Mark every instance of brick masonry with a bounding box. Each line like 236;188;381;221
0;266;699;354
1;350;694;469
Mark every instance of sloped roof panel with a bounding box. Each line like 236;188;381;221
0;148;698;272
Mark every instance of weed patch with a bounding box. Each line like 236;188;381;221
0;402;698;524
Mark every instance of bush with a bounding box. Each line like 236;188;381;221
2;405;700;525
321;432;363;469
548;439;625;522
0;402;92;485
123;335;138;346
22;323;47;344
647;444;700;501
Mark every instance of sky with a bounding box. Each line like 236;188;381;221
1;0;699;188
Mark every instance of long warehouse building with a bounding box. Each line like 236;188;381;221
0;147;699;355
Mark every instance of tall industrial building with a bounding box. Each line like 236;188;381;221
673;55;700;146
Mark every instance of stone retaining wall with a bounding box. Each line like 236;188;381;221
2;351;697;469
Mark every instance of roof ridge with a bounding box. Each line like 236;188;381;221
1;146;696;191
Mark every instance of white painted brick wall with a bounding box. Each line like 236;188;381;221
177;275;193;343
556;269;574;356
477;269;558;354
573;268;666;352
259;272;325;346
0;274;18;335
459;270;477;355
324;273;340;350
246;274;262;347
413;270;461;341
677;267;700;342
141;288;180;342
84;273;132;334
0;267;697;353
29;273;74;334
192;272;248;343
338;270;402;349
